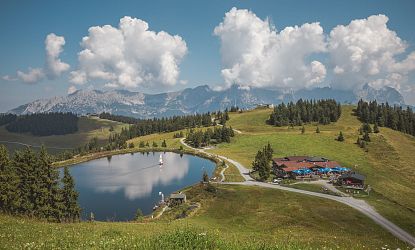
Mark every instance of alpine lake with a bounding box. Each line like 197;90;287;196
62;152;216;221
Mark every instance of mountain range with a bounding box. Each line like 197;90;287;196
8;84;406;119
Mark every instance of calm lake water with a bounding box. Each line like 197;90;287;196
64;152;215;221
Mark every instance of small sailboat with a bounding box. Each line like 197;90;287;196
159;154;163;166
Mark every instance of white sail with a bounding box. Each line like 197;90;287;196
159;154;163;165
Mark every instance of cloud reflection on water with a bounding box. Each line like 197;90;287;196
79;153;189;200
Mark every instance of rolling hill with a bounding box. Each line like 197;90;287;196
207;105;415;236
0;116;127;154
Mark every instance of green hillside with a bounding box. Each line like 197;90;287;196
0;117;127;154
208;106;415;235
1;106;414;249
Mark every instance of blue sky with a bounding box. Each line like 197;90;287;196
1;0;415;111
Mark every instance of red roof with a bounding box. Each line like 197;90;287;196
277;160;342;172
282;166;302;172
279;161;314;172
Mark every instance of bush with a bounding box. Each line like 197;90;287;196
337;131;344;141
135;208;144;221
205;183;217;193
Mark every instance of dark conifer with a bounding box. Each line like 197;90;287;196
373;123;380;133
61;167;81;222
0;145;20;213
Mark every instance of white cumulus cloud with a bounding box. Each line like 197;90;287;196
69;16;188;89
328;14;415;92
213;7;327;90
16;68;45;83
3;33;69;83
45;33;70;78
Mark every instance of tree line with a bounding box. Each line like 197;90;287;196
356;99;415;136
4;113;79;136
99;112;213;129
100;112;215;151
267;99;341;126
185;126;235;148
0;145;80;222
0;113;17;126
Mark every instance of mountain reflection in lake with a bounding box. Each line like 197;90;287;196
64;152;215;221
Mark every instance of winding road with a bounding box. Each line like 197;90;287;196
180;138;415;247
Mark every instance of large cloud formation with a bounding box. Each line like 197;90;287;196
329;14;415;92
214;7;327;90
215;8;415;96
4;33;69;83
45;33;70;78
69;16;188;88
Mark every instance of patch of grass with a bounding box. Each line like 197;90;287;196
223;162;245;182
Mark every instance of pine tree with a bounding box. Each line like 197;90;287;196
364;123;372;133
152;141;158;147
161;140;167;148
139;141;145;148
38;146;62;221
0;145;20;213
316;126;320;133
61;166;80;222
258;155;270;181
14;147;38;216
373;123;380;133
252;147;271;181
301;126;305;134
337;131;345;142
363;131;371;142
264;143;273;162
252;150;263;172
145;141;150;147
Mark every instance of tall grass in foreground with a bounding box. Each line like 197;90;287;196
1;225;382;250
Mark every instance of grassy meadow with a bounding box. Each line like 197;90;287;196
208;106;415;235
0;185;409;249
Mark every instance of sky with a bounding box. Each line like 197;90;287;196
1;0;415;112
